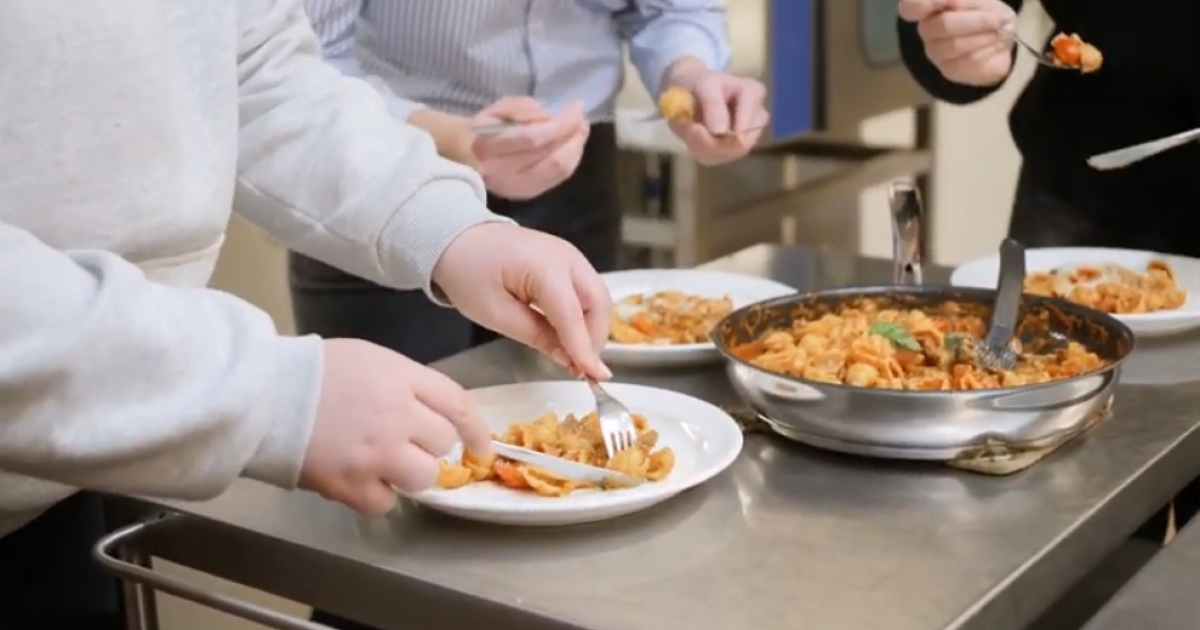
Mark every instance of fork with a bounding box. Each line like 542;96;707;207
473;111;661;136
474;112;765;138
996;23;1066;69
978;238;1025;371
587;379;638;459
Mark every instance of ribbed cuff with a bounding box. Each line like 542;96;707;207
375;179;513;305
243;334;324;490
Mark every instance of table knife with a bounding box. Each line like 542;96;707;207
491;441;644;487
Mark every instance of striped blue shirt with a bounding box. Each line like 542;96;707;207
303;0;731;120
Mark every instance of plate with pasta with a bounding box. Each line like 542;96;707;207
413;381;743;526
952;247;1200;336
602;269;795;366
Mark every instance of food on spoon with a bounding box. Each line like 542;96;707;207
1049;33;1102;73
608;291;734;345
728;298;1109;390
1023;260;1186;314
658;86;695;123
435;411;675;497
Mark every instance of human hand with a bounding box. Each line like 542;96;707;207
470;97;590;200
898;0;1017;87
432;223;612;380
663;67;769;166
299;339;494;515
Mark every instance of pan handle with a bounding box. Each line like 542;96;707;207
94;515;334;630
889;178;924;286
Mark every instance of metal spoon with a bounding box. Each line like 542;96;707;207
474;112;765;138
1087;127;1200;171
978;238;1025;371
473;111;661;136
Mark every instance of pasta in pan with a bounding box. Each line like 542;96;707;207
436;411;675;497
730;299;1109;391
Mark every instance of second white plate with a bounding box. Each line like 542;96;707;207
601;269;795;367
951;247;1200;337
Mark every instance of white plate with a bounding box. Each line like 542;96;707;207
410;381;744;526
950;247;1200;337
601;269;795;366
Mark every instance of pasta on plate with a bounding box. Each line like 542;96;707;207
1023;260;1186;314
730;299;1109;390
436;411;675;497
609;291;734;345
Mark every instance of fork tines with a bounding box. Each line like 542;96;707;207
977;343;1016;371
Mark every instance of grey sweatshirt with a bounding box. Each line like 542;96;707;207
0;0;506;536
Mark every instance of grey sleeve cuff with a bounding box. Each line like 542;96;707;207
243;334;324;489
375;179;515;305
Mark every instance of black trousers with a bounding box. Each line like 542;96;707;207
294;125;622;630
0;493;123;630
1009;165;1200;541
289;123;623;366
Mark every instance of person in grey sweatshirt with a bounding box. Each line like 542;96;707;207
0;0;612;626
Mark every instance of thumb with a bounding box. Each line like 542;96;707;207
477;97;551;125
561;99;587;123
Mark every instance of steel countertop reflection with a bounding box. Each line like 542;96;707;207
1082;519;1200;630
136;245;1200;630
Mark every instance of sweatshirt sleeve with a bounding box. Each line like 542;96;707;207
235;0;509;298
0;224;322;500
897;0;1024;106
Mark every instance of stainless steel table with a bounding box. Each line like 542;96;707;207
102;245;1200;630
1081;521;1200;630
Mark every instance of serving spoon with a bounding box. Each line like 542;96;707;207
977;238;1026;371
1087;127;1200;170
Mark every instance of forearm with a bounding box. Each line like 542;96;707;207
303;0;476;167
620;0;731;97
408;108;477;168
0;223;319;498
236;0;506;295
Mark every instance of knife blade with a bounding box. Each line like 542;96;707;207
491;441;644;488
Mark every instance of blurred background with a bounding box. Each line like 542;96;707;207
181;2;1050;628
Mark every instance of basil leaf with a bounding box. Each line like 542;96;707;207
944;332;967;353
869;321;922;352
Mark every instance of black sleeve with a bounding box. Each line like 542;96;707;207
896;0;1024;106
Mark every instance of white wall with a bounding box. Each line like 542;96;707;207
860;3;1049;264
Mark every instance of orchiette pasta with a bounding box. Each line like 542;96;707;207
730;298;1109;391
1023;260;1186;314
609;291;734;345
436;411;674;497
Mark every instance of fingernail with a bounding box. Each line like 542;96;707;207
596;362;613;380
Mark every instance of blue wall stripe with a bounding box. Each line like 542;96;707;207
768;0;815;139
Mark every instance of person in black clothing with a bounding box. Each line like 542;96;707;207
897;0;1200;540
